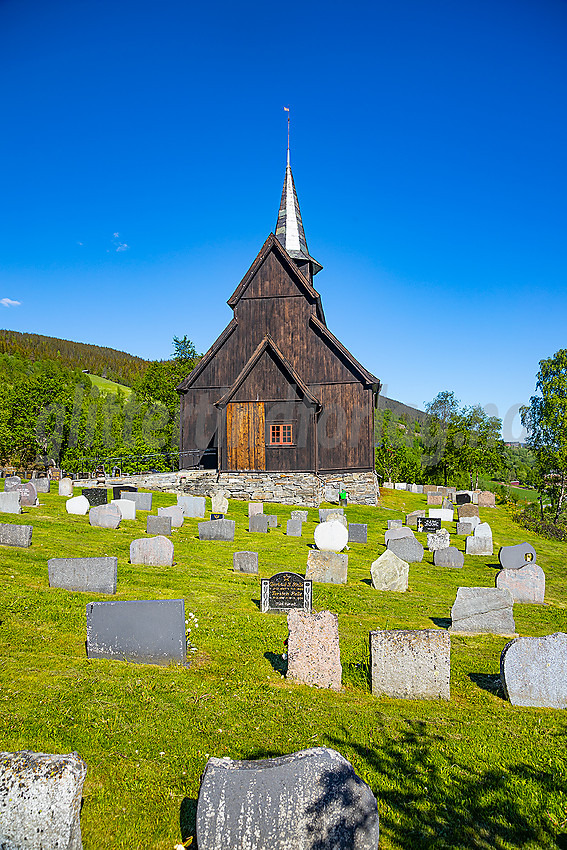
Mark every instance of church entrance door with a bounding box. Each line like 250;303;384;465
226;402;266;470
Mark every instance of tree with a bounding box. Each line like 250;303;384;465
423;391;461;484
521;349;567;523
172;335;197;364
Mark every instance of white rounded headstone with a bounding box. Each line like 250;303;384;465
58;477;73;497
314;520;348;552
66;495;90;515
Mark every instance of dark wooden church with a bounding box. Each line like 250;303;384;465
177;150;381;474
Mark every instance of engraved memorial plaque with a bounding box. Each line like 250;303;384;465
417;517;442;533
261;572;312;614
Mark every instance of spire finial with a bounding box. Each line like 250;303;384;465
284;106;290;166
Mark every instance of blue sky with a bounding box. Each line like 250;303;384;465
1;0;566;440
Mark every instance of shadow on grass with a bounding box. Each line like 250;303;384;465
179;797;197;844
469;672;504;698
264;651;287;675
325;720;561;849
361;578;372;587
430;617;451;629
488;562;502;570
252;598;261;610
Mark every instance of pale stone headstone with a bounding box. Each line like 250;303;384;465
48;557;117;594
441;498;453;510
323;484;340;502
465;535;493;555
318;508;344;522
0;750;87;850
386;536;424;563
370;550;408;591
314;520;348;552
387;519;403;529
370;629;450;699
34;478;50;494
465;515;481;528
211;490;229;514
147;514;172;535
306;550;348;584
58;477;73;497
394;482;407;490
158;505;184;527
427;491;443;506
0;491;22;514
195;747;379;850
266;515;278;528
450;587;515;634
348;523;367;543
429;508;454;522
0;522;32;548
291;510;308;522
286;519;302;537
287;610;342;690
130;536;174;566
233;551;258;574
198;519;236;541
122;491;152;511
475;522;492;537
478;491;496;507
500;633;567;708
17;482;39;507
178;495;206;518
66;495;90;515
458;503;479;519
384;527;414;545
249;514;269;533
3;475;21;492
405;509;426;528
110;498;136;520
422;485;437;494
248;502;263;516
325;511;347;528
496;562;545;603
456;522;473;535
86;598;186;664
433;546;464;568
89;503;121;529
427;528;450;551
382;481;394;489
498;542;537;570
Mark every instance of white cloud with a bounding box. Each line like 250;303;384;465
1;298;21;308
116;243;129;252
113;232;120;237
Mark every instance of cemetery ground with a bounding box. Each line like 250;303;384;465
1;487;566;850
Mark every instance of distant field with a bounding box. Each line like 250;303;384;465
88;374;133;396
507;484;539;503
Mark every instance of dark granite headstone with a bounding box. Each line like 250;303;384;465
416;517;441;533
82;488;108;506
48;557;117;594
112;485;137;500
498;542;537;570
456;492;472;505
348;523;367;543
386;536;424;563
0;522;32;548
196;747;379;850
86;598;187;665
261;572;312;613
210;513;224;521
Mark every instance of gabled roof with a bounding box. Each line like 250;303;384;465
275;151;322;275
227;232;323;310
309;314;381;389
176;317;238;393
215;334;321;409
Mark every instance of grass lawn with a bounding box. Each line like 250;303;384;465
506;485;540;504
88;374;133;396
1;485;566;849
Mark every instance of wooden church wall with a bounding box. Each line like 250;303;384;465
314;382;374;471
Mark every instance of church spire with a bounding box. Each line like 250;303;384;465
275;111;322;278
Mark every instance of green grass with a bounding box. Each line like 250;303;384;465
88;373;133;396
507;485;539;503
1;487;566;848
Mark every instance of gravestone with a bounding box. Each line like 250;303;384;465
458;503;479;520
0;523;32;548
500;633;567;708
456;522;473;535
498;542;537;570
370;629;450;699
348;523;367;543
211;490;229;514
82;487;108;506
427;528;450;551
306;550;348;584
158;505;184;527
387;536;424;563
122;491;152;511
314;520;348;552
210;513;224;521
450;587;515;635
387;519;403;529
325;511;347;528
423;485;437;494
370;550;408;592
18;482;39;507
233;551;258;574
437;487;448;497
48;557;117;594
89;503;121;530
66;495;90;515
110;498;136;520
86;598;186;665
318;508;344;522
382;481;394;488
287;610;342;690
195;747;379;850
416;517;441;533
405;509;426;528
34;478;50;494
475;521;492;537
394;482;407;490
478;491;496;507
147;514;172;536
178;495;206;518
198;519;236;541
427;492;443;506
112;485;137;500
248;502;263;516
465;535;493;555
323;484;340;502
0;750;87;850
286;519;303;537
384;527;414;545
261;572;312;613
4;475;21;492
130;536;174;566
429;508;454;522
415;484;424;494
291;510;308;523
249;514;269;533
433;546;464;568
455;491;471;505
441;498;453;510
266;515;278;528
0;491;21;514
496;562;545;603
58;477;73;497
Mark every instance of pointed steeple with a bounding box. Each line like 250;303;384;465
275;148;322;278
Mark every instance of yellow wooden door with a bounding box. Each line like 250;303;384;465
226;402;265;470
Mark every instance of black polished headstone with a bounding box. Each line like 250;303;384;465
261;572;312;613
82;488;108;506
210;513;224;521
112;485;138;500
417;517;442;533
456;492;472;505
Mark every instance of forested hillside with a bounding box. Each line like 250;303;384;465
0;329;149;386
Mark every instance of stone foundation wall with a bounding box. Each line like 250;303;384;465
73;469;379;507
